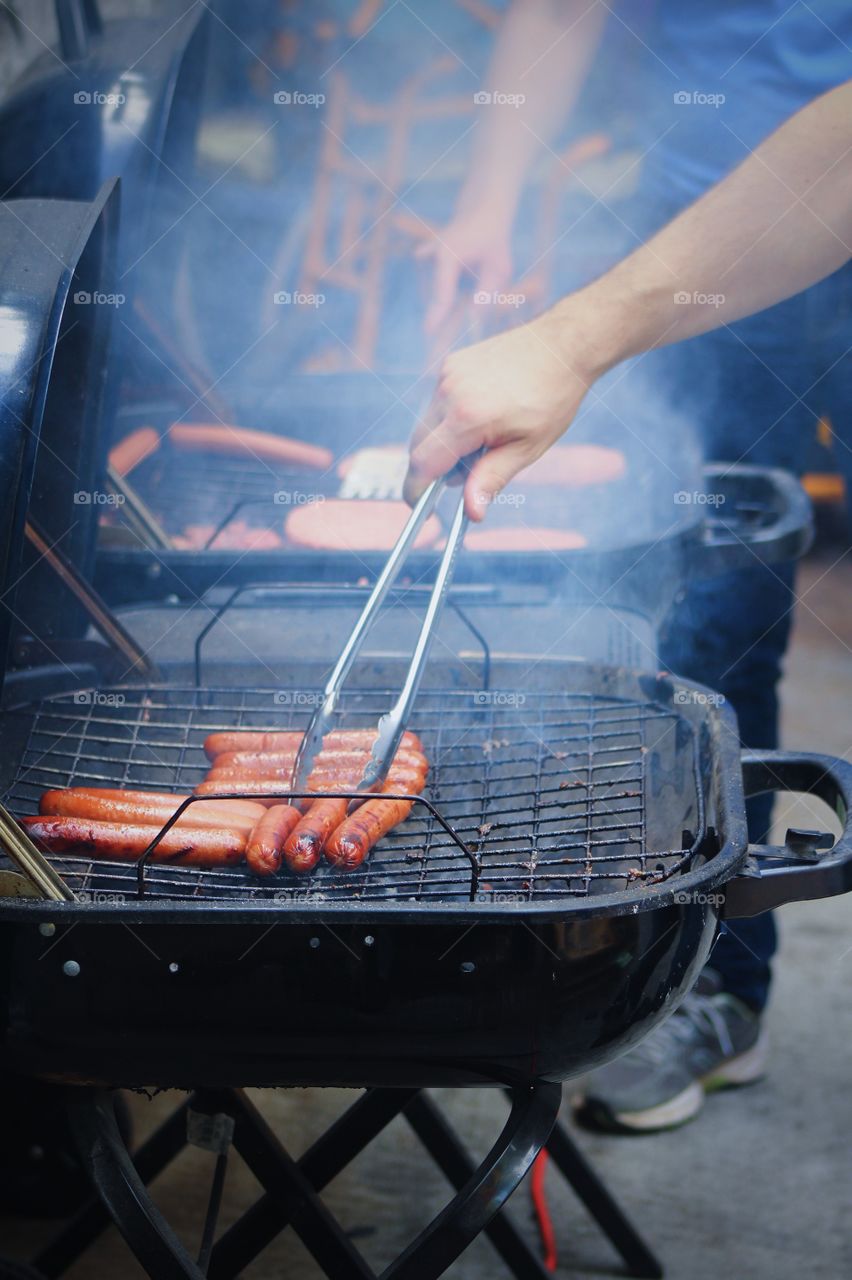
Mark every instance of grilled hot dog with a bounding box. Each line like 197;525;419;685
245;804;302;876
39;789;263;833
203;728;423;761
23;817;245;867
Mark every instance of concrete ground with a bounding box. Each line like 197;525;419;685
2;552;850;1280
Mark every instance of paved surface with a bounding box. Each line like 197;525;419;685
1;552;850;1279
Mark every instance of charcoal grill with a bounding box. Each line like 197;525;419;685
2;660;850;1091
0;62;844;1280
1;658;850;1280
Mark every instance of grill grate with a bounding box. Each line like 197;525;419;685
3;686;704;905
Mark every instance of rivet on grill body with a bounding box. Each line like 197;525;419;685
460;961;475;975
38;923;55;937
62;960;80;977
168;962;179;973
309;936;321;949
364;935;375;947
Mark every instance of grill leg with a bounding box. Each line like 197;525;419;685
208;1088;377;1279
209;1087;418;1278
402;1092;553;1280
62;1090;206;1280
381;1081;562;1280
35;1095;191;1278
544;1119;664;1280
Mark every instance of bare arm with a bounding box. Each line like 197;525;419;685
423;0;606;333
406;81;852;516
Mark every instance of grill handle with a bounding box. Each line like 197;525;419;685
695;465;812;575
722;750;852;918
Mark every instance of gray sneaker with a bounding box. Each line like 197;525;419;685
573;979;768;1133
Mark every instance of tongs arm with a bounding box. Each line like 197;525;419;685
290;476;468;795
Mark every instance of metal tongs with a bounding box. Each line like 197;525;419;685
290;470;470;805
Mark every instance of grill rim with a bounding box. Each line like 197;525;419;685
0;666;750;922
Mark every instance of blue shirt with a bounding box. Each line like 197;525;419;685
634;0;852;211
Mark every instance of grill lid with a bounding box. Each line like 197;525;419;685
0;179;119;688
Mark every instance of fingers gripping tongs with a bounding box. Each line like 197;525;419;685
290;473;469;806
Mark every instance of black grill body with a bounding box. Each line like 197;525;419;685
0;661;748;1088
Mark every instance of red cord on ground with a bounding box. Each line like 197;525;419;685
531;1149;557;1271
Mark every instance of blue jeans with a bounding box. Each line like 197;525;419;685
645;270;852;1011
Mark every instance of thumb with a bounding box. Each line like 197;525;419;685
425;251;462;335
464;442;532;521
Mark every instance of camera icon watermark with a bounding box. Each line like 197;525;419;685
73;290;126;307
273;491;325;506
673;689;726;708
473;490;525;508
473;290;526;308
673;90;725;108
273;290;325;308
73;90;126;107
473;90;526;108
76;890;127;904
474;889;525;904
273;90;326;107
73;691;127;707
673;490;726;507
472;690;526;707
673;290;725;308
74;490;125;506
273;690;326;707
673;889;726;906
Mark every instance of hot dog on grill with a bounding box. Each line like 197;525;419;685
245;804;302;876
23;817;245;866
325;793;416;871
169;423;333;472
39;789;264;833
282;757;428;873
283;798;349;874
210;746;424;774
203;728;423;761
54;788;265;822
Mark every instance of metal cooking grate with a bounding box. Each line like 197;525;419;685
3;686;704;905
129;452;338;544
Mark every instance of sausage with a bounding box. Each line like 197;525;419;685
23;817;245;867
203;728;424;761
324;794;415;871
108;426;160;476
285;499;441;552
194;762;427;804
211;746;425;773
463;528;587;552
202;760;428;793
194;780;293;802
169;423;333;471
206;748;426;782
245;804;302;876
57;789;265;822
39;789;262;833
283;798;349;874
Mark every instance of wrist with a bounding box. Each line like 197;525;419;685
535;285;626;387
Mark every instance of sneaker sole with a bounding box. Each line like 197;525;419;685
574;1029;770;1134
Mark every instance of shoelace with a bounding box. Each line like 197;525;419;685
632;993;736;1066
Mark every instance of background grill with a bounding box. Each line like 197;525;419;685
4;685;703;904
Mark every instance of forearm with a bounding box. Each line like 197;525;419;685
550;82;852;373
460;0;606;225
